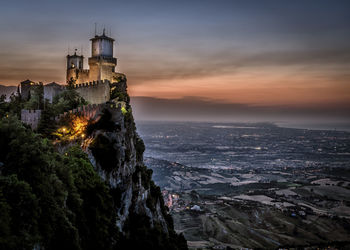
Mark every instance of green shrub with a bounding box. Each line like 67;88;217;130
0;116;118;249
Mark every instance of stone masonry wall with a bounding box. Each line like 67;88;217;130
44;84;64;103
21;109;42;130
72;80;110;104
55;102;122;122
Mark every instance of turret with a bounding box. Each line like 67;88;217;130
90;29;114;58
67;50;84;70
88;29;117;82
66;50;84;84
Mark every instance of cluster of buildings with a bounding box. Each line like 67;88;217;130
19;79;63;103
19;30;124;129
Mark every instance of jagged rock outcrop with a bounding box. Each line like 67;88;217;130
83;80;187;249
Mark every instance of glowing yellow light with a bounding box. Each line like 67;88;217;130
121;107;127;115
57;116;88;141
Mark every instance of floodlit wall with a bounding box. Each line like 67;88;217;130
72;80;111;104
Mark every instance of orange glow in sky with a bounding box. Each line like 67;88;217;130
128;68;350;107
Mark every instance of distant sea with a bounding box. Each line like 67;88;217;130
136;121;350;170
275;121;350;132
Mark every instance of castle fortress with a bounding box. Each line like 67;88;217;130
20;30;126;129
20;30;125;105
66;28;121;85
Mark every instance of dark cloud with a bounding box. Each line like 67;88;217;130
131;96;350;123
122;46;350;84
241;49;350;67
1;0;349;85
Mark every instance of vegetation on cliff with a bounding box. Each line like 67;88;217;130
87;106;187;250
38;89;88;136
0;85;188;249
0;116;118;249
0;87;87;137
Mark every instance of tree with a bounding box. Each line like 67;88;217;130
0;175;39;249
0;116;117;249
37;89;87;136
23;84;44;110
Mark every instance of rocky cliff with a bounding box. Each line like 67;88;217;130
83;79;187;249
0;77;187;250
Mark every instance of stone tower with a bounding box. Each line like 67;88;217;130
88;29;117;82
65;29;118;84
66;50;88;84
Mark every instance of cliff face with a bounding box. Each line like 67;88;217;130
0;77;186;250
83;80;187;249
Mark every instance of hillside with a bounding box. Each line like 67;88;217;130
0;78;187;249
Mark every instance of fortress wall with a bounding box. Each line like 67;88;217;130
66;69;77;84
20;84;31;100
88;57;117;83
20;82;42;101
77;70;90;84
99;65;115;83
44;85;64;103
67;69;90;84
73;80;110;104
21;109;42;130
55;102;122;122
87;65;99;82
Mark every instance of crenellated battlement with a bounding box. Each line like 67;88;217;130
69;79;111;104
21;102;122;131
21;109;42;130
71;79;110;89
21;109;41;114
55;102;122;122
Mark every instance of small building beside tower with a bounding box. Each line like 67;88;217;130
66;29;119;85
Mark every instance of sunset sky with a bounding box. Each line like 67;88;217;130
0;0;349;123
